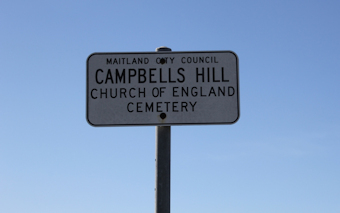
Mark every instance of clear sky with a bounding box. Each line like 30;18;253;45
1;0;340;212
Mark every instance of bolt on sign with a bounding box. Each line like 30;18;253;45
86;51;239;126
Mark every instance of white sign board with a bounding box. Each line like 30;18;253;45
86;51;239;126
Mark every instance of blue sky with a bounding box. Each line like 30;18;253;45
1;0;340;212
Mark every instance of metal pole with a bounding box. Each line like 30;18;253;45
155;46;171;213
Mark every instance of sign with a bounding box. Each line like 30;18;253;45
86;51;239;126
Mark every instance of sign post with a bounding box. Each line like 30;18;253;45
86;47;239;213
155;46;171;213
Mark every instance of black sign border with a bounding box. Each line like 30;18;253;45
86;50;240;127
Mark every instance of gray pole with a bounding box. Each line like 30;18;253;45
155;46;171;213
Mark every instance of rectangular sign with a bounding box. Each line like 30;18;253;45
86;51;239;126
